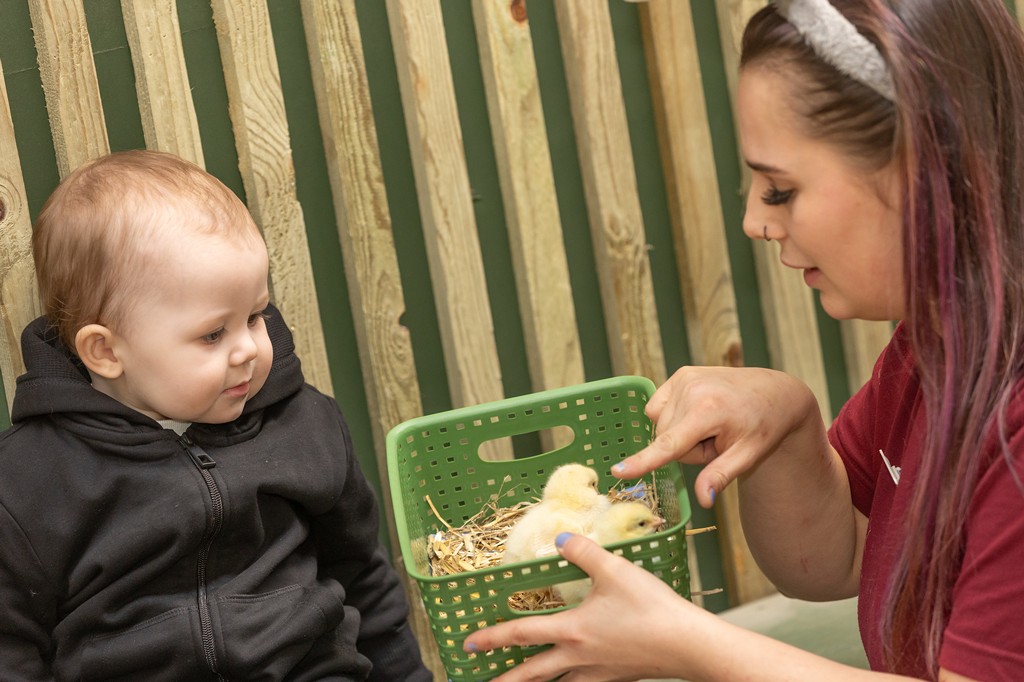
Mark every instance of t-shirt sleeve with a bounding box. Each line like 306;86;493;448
830;385;879;517
940;415;1024;679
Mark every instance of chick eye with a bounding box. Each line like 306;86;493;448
638;520;647;527
589;480;598;490
761;186;794;206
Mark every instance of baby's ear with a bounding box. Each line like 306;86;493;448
75;324;123;379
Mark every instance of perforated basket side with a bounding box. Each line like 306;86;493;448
418;485;692;680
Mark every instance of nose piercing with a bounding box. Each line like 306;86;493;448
763;225;772;242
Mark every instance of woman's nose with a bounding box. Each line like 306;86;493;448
742;192;771;242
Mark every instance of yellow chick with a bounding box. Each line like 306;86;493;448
553;501;665;605
501;463;612;565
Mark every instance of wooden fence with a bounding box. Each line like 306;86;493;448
6;0;1004;677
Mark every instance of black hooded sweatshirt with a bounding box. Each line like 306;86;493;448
0;307;431;681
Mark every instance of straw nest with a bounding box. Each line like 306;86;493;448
425;475;688;611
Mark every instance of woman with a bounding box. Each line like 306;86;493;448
464;0;1024;679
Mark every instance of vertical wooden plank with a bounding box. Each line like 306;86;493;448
716;0;764;83
755;254;832;417
470;0;585;449
840;319;892;392
300;0;422;506
639;1;741;371
299;3;443;677
716;0;832;418
554;2;666;385
121;0;205;166
0;63;41;411
639;0;774;607
384;0;508;458
28;0;110;176
210;0;333;394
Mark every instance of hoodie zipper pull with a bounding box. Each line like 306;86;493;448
180;433;217;469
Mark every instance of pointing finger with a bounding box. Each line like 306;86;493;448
613;426;703;479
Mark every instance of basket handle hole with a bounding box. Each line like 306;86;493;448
476;426;575;462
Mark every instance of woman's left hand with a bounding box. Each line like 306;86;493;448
462;533;721;682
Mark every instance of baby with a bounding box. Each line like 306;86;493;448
0;150;431;680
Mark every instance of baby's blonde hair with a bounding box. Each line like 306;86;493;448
33;150;263;351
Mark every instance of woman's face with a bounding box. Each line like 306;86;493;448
737;65;905;321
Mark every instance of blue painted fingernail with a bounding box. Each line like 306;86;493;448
465;642;478;653
555;532;573;548
709;487;716;504
613;462;626;473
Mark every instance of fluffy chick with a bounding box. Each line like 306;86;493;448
553;501;666;605
501;464;611;565
589;501;666;545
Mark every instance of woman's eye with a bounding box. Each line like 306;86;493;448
761;186;794;206
202;329;224;344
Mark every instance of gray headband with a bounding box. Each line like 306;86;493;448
776;0;895;101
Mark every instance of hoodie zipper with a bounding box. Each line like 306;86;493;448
179;434;226;680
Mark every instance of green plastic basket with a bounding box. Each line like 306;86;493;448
385;376;692;681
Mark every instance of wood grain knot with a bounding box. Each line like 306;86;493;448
510;0;527;23
725;342;743;368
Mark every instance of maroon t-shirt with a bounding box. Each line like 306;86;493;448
829;324;1024;679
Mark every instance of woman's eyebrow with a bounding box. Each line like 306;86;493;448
745;159;785;174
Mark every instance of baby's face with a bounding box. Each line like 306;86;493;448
106;234;274;424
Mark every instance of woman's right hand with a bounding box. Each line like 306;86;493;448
615;366;863;599
614;366;826;508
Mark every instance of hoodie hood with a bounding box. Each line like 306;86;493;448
10;303;305;427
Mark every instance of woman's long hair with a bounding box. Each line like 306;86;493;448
742;0;1024;675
